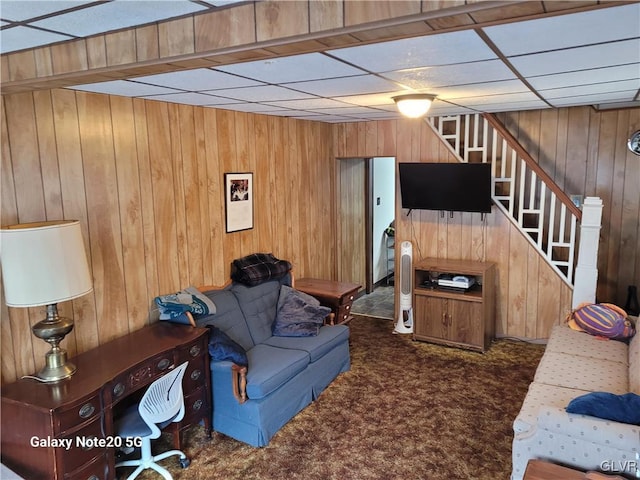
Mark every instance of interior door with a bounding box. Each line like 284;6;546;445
336;158;367;289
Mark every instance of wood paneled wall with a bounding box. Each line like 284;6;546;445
1;89;335;383
2;90;638;384
333;107;639;341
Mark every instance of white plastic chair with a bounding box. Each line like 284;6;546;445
115;361;190;480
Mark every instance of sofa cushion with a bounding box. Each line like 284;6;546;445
545;324;628;365
264;325;350;362
245;344;309;399
231;278;286;346
513;381;591;434
196;288;255;351
534;351;628;393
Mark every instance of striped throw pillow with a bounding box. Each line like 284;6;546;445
568;303;635;340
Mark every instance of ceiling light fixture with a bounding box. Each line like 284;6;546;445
393;94;436;118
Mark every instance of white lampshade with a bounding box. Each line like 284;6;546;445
1;220;93;307
393;94;436;118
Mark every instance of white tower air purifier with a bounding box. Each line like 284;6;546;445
394;240;414;334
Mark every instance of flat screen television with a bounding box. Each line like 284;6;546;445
398;162;492;214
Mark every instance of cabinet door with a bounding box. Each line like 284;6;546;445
415;295;449;340
448;300;484;348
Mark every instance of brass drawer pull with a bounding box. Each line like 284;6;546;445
113;382;125;397
190;369;202;381
189;345;201;357
79;403;95;419
192;399;203;411
157;358;171;371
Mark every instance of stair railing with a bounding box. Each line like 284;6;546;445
427;113;583;287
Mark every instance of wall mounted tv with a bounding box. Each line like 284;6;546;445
398;162;492;214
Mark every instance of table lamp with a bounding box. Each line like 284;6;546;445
0;220;93;382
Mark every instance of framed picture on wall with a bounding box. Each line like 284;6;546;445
225;172;254;233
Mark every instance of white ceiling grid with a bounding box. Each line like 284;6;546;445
1;1;639;122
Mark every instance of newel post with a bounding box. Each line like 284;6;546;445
572;197;603;309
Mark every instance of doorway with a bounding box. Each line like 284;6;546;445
336;157;395;319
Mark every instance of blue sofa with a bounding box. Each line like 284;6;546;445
193;274;351;447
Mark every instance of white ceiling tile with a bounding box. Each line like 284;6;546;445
68;80;180;96
31;1;208;37
312;106;387;116
204;85;315;102
0;25;73;53
382;60;517;90
142;92;237;106
328;30;497;72
477;100;550;113
452;91;542;106
484;4;640;56
509;39;640;77
549;90;639;108
335;92;404;107
135;69;264;91
0;1;94;21
286;75;400;97
432;80;530;100
538;79;640;99
527;64;640;91
215;53;367;83
263;98;353;110
216;103;290;113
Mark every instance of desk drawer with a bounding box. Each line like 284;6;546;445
56;395;101;434
182;387;209;425
109;352;174;403
64;452;109;480
61;417;107;474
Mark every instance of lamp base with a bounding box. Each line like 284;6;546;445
37;357;76;383
30;304;76;383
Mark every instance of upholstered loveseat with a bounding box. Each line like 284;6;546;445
511;321;640;479
191;273;351;447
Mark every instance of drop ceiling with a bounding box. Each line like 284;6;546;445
1;1;639;123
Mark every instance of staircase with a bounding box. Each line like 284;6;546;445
427;113;586;288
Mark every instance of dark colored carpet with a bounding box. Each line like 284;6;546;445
129;316;544;480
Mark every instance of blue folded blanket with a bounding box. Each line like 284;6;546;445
154;286;216;320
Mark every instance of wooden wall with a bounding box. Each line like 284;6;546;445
333;107;640;341
2;89;638;384
1;89;335;384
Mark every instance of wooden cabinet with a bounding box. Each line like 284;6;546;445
413;258;495;352
1;323;211;480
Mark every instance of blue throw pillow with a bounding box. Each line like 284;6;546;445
566;392;640;425
207;326;248;367
272;285;331;337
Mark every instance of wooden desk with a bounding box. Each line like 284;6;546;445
1;322;211;480
295;278;361;325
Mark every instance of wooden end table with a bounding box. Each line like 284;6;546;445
524;460;627;480
295;278;361;325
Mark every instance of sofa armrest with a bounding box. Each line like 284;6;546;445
231;364;248;404
211;361;248;404
537;406;640;452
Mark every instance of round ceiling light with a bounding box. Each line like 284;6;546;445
393;94;436;118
